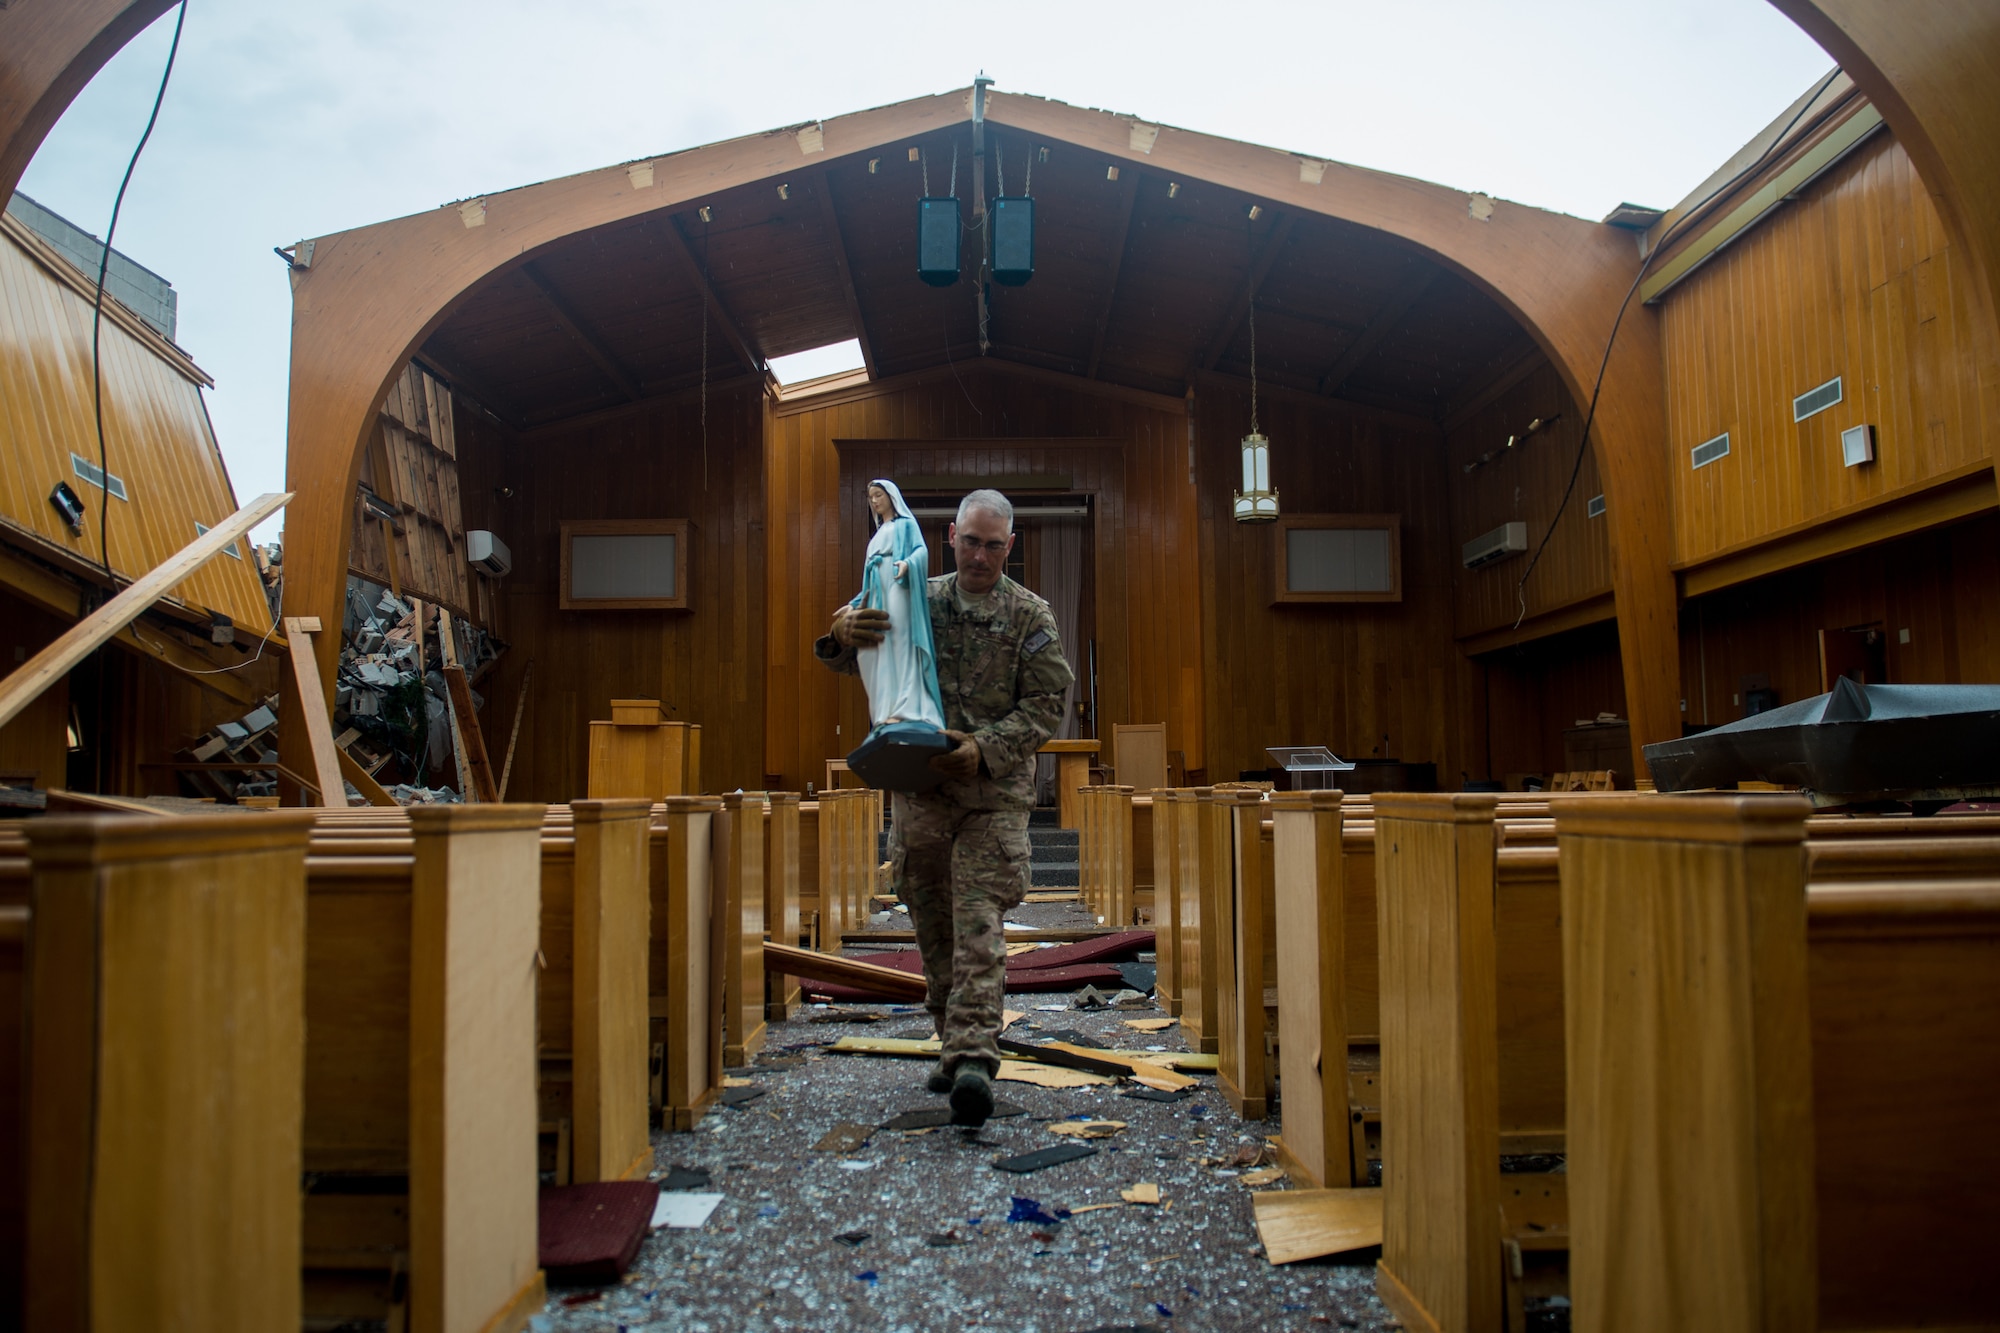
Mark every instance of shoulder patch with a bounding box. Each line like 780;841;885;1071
1024;628;1053;655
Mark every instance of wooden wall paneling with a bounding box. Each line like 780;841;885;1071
1194;380;1483;785
24;813;312;1332
0;223;273;634
1478;620;1628;780
1663;134;1998;578
654;796;721;1130
1554;795;1815;1333
763;792;802;1018
1446;361;1612;639
1269;790;1350;1190
717;792;767;1066
568;799;652;1185
458;386;765;801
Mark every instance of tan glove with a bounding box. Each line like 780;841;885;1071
832;605;890;648
931;729;981;781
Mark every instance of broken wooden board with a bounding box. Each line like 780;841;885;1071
812;1123;875;1154
764;941;929;1003
996;1061;1114;1089
1252;1188;1385;1265
825;1036;940;1058
1123;1018;1176;1032
1122;1182;1162;1206
1048;1120;1127;1139
1045;1042;1195;1089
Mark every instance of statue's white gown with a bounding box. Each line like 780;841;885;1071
856;519;945;730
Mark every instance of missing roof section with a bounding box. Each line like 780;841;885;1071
767;339;866;388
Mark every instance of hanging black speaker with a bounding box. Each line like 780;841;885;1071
989;195;1035;286
917;197;960;286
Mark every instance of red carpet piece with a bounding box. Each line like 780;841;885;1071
539;1181;659;1285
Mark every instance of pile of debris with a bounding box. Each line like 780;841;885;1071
332;577;502;804
168;574;505;807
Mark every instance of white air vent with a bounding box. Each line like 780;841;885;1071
1462;521;1528;570
1586;494;1606;518
466;529;512;578
1841;423;1875;468
1691;433;1731;470
70;452;128;501
1794;376;1843;422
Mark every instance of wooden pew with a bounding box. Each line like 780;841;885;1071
1214;788;1272;1119
651;796;723;1131
1269;790;1351;1188
1370;793;1567;1333
20;814;313;1332
1150;788;1183;1017
302;805;546;1332
1079;785;1135;928
765;792;803;1019
717;791;767;1066
534;799;653;1185
1557;794;2000;1333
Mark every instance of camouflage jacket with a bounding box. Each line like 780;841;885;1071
816;573;1074;810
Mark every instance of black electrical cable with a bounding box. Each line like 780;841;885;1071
1512;65;1843;629
85;0;187;797
90;0;189;578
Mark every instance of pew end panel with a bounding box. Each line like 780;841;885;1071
717;792;768;1067
654;797;723;1131
25;814;314;1333
1555;794;1816;1333
1373;793;1503;1333
1270;790;1351;1190
1148;791;1181;1016
570;800;655;1185
1217;790;1271;1120
764;793;803;1020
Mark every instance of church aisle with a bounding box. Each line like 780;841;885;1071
532;1003;1397;1333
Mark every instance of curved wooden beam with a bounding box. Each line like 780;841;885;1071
0;0;177;202
278;85;1679;782
1769;0;2000;352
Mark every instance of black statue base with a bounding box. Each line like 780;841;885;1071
847;721;953;795
1642;679;2000;808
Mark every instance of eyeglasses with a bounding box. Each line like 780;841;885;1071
955;536;1010;556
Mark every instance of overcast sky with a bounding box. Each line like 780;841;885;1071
20;1;1835;541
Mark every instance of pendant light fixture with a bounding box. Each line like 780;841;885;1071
1233;205;1278;524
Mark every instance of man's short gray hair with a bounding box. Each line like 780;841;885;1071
956;488;1014;531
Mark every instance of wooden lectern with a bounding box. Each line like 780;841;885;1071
587;699;702;798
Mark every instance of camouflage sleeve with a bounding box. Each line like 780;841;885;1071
971;604;1074;781
813;632;860;677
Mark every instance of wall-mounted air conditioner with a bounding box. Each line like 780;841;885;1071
1462;521;1528;570
466;530;512;578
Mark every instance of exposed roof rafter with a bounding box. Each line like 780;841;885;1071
1316;264;1436;396
660;214;767;382
1439;344;1548;432
520;260;641;401
1085;168;1142;380
813;169;877;380
1193;211;1296;379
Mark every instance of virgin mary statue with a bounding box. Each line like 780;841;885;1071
845;478;950;790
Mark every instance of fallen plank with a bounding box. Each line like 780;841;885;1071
763;941;929;1003
0;491;290;730
1044;1041;1195;1089
1252;1188;1384;1265
996;1060;1114;1088
825;1036;940;1058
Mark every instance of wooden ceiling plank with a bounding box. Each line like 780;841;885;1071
520;260;642;401
1085;169;1143;380
1439;344;1548;433
1194;211;1297;378
660;214;767;381
1315;265;1437;397
813;169;876;380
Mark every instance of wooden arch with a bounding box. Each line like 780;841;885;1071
0;0;179;203
277;87;1679;783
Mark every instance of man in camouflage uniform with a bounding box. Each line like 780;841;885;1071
817;488;1073;1126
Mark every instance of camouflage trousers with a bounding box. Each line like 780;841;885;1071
888;792;1032;1078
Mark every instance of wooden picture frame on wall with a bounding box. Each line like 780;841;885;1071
1272;513;1402;604
560;519;690;610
